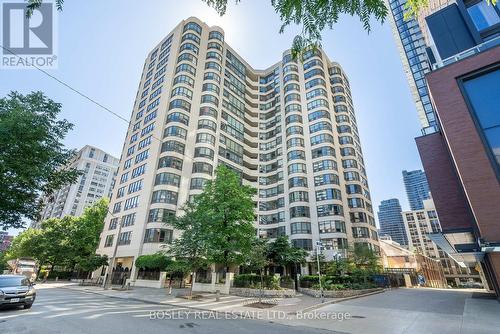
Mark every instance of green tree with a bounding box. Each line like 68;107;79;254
194;165;257;272
0;91;79;229
167;165;256;294
6;228;49;265
6;198;109;276
267;236;308;276
351;244;381;274
324;245;381;283
71;198;109;269
74;254;108;278
167;200;211;296
0;251;8;273
242;238;270;303
135;253;172;271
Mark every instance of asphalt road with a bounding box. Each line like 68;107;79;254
0;286;336;334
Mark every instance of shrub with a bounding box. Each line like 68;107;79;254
299;275;320;288
280;276;295;289
47;270;72;280
301;275;377;290
135;253;171;271
233;274;281;289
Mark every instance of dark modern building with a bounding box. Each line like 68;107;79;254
413;0;500;296
402;169;431;210
377;198;409;246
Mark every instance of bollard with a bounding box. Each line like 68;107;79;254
215;289;220;302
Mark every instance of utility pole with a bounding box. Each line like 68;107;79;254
316;241;324;303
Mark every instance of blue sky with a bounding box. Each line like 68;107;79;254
0;0;424;233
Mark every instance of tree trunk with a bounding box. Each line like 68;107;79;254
259;269;264;304
189;275;194;298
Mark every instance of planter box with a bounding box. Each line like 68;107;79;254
229;287;296;298
298;287;382;298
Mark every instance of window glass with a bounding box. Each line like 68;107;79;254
466;0;500;31
462;69;500;168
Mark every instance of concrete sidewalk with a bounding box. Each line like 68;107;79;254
279;287;500;334
50;282;354;314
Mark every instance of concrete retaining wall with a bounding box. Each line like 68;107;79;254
298;287;382;298
129;272;168;288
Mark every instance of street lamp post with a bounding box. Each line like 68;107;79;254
316;241;324;303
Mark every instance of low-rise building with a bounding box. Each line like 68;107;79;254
380;238;447;288
402;198;482;287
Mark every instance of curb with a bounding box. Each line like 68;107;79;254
298;289;386;313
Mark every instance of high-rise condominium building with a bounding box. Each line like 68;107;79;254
95;17;378;284
402;169;430;210
377;198;408;246
385;0;438;133
38;145;119;224
402;198;482;286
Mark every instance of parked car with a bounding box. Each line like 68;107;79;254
0;275;36;309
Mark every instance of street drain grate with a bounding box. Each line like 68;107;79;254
350;315;366;319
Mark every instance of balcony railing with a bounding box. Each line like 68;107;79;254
433;35;500;70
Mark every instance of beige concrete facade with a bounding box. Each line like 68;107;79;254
95;17;378;283
402;198;481;286
37;145;119;225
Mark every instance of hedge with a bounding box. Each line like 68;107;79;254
299;275;377;290
233;274;280;289
135;253;171;270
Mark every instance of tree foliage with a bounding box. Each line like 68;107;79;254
0;251;8;273
26;0;500;57
204;0;388;59
135;253;172;271
267;235;308;272
6;198;109;272
243;238;270;273
167;165;256;273
196;165;256;270
75;254;108;273
325;245;381;277
0;91;79;229
25;0;64;17
167;200;211;274
22;0;449;61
